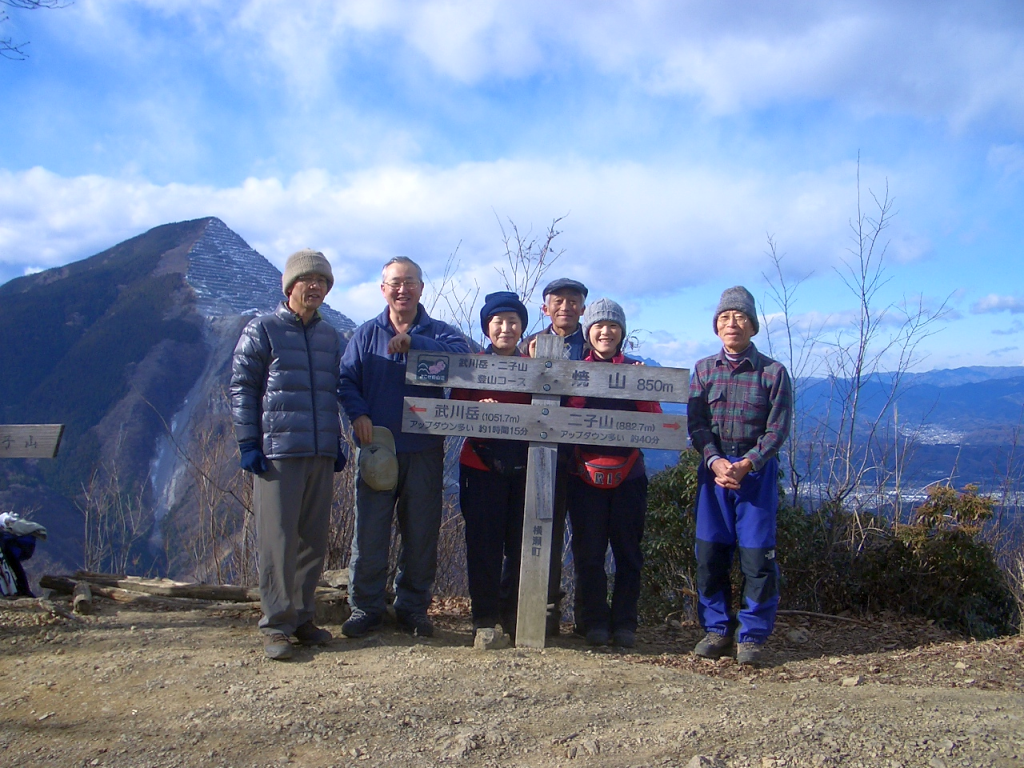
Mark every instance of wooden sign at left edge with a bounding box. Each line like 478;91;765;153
0;424;65;459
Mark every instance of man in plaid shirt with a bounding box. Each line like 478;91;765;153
687;286;792;666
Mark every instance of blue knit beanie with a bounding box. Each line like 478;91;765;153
480;291;529;336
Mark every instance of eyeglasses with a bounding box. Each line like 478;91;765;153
717;312;750;327
296;274;329;288
383;278;422;289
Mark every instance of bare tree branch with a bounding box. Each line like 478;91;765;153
1;0;69;60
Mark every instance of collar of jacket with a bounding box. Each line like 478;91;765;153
374;303;428;334
543;323;584;341
275;300;321;327
483;344;527;357
714;341;759;369
582;350;631;364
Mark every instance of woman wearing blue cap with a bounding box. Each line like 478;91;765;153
452;292;532;643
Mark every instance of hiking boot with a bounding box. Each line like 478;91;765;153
736;641;764;666
397;612;434;638
294;621;332;646
612;629;636;648
263;631;293;660
341;609;383;638
585;627;610;646
694;631;733;659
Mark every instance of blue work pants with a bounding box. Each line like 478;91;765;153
694;456;779;644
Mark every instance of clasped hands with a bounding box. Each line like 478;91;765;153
710;457;753;490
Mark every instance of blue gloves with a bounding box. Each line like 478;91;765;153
239;441;268;475
334;436;348;473
239;440;347;474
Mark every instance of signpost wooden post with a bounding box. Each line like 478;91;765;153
404;344;689;649
0;424;64;459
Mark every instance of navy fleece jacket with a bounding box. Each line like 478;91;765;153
338;304;470;454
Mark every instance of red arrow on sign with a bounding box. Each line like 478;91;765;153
409;405;427;413
662;422;681;430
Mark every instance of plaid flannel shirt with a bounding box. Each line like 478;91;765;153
687;343;792;472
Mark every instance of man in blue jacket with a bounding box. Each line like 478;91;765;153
231;248;345;660
339;256;470;638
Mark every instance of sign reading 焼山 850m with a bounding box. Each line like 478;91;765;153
405;350;688;402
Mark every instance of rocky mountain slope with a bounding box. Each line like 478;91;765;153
0;218;354;576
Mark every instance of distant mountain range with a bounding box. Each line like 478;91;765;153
0;217;355;578
636;358;1024;486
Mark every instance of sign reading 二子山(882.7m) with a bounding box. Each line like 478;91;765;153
405;350;689;403
403;398;688;450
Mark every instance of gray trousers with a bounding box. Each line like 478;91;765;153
255;456;333;635
348;445;444;617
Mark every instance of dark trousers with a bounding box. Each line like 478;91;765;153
695;456;779;644
567;473;648;633
349;445;444;618
459;465;526;627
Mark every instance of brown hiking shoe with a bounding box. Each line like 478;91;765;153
693;631;733;659
263;631;293;660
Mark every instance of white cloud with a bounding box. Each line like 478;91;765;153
0;160;886;318
78;0;1024;129
972;294;1024;314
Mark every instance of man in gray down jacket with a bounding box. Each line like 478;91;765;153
338;256;470;639
230;248;346;660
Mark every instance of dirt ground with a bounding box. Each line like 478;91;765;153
1;596;1022;768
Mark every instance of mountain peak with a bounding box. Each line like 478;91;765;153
182;217;355;333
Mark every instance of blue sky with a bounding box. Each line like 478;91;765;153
3;0;1024;372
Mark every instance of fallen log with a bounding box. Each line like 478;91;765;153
41;574;348;618
71;572;261;602
41;575;260;610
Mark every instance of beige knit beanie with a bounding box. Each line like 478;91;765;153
282;249;334;296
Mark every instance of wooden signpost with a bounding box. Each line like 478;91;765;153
404;339;689;648
0;424;64;459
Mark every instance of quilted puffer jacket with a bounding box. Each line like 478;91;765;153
230;302;341;459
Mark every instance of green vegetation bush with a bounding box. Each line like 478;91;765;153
639;450;699;623
641;458;1020;638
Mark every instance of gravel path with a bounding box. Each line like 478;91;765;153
1;598;1022;767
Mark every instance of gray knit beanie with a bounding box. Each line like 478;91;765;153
713;286;758;335
282;249;334;296
584;297;627;340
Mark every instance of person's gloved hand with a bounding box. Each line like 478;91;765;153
239;440;268;475
334;436;348;473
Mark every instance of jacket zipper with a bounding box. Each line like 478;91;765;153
304;319;319;454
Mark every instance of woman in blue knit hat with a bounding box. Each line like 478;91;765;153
451;291;532;644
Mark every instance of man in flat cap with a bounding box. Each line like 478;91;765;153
230;248;346;660
687;286;792;666
518;277;588;636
